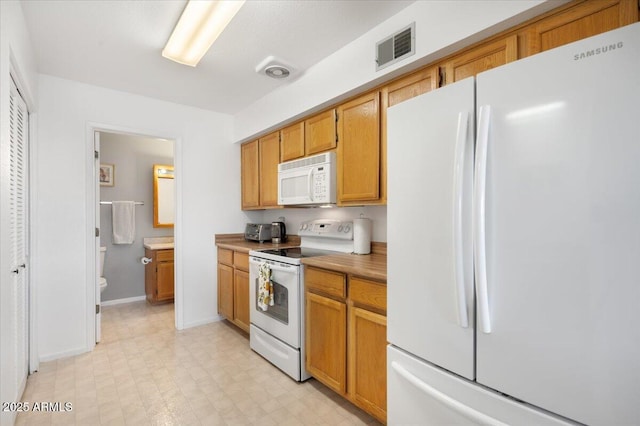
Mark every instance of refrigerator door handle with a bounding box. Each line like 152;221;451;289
391;361;508;426
453;111;469;328
474;105;492;334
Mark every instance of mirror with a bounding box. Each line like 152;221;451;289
153;164;174;228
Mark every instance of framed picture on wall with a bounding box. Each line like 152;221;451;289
99;164;115;187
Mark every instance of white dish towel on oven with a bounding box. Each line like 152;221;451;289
112;201;135;244
258;262;274;311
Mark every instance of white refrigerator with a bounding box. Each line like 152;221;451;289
387;23;640;425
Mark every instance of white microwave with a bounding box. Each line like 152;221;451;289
278;152;336;206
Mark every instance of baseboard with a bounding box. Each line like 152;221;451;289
101;295;146;306
39;346;89;363
183;315;222;329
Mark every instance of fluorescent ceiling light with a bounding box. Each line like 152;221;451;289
162;0;245;67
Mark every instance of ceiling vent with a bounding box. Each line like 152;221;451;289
256;56;295;80
376;23;415;71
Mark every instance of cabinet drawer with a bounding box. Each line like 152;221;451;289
234;251;249;271
306;267;346;299
156;250;174;262
218;248;233;265
349;277;386;313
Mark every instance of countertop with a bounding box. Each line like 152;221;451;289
300;253;387;282
215;234;386;282
143;237;174;250
215;234;301;254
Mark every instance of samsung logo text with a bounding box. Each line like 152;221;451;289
574;42;623;60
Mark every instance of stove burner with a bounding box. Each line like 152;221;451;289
259;247;339;259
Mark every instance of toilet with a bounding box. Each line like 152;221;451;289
99;246;108;293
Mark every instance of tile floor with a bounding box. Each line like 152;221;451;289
17;301;381;425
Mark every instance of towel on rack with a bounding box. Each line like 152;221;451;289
258;262;274;311
112;201;135;244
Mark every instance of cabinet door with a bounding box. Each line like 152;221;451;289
382;67;439;108
233;269;250;333
349;306;387;423
524;0;637;56
305;109;337;155
259;132;280;207
156;260;174;301
305;291;347;394
280;122;305;162
218;263;234;319
443;34;518;84
241;140;260;209
337;91;381;204
144;249;155;302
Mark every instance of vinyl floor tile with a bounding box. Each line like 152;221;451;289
18;301;381;425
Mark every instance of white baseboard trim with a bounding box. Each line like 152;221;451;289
101;295;146;306
39;346;89;363
183;315;221;329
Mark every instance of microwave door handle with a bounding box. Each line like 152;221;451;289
307;168;314;202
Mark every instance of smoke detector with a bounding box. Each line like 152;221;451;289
256;56;295;79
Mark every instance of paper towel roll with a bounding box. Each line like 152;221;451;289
353;217;372;254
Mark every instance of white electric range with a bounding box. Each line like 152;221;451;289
248;219;354;381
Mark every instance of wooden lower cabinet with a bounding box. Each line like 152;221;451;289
305;266;387;423
144;248;174;304
306;292;347;394
216;248;250;333
349;306;387;421
217;263;234;319
233;269;250;331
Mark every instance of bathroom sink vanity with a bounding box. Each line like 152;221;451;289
144;237;174;304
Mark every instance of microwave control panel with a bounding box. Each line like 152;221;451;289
313;167;328;199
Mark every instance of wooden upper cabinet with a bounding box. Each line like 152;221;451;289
241;140;259;209
443;34;518;84
258;131;280;207
382;67;439;108
306;109;337;156
280;121;305;162
524;0;638;56
337;91;381;205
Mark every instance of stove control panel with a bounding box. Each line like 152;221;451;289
298;219;353;240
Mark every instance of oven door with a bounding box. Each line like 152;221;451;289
249;257;301;348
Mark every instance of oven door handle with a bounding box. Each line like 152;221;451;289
250;258;297;273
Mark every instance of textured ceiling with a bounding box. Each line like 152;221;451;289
21;0;414;114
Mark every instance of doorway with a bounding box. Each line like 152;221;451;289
91;128;177;345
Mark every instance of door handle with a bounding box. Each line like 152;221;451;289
453;111;469;328
391;361;508;426
474;105;492;334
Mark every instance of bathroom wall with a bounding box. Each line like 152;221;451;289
99;132;174;302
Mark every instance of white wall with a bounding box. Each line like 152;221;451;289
0;1;39;424
35;74;253;361
233;0;562;142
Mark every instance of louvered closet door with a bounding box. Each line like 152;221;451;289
9;79;29;402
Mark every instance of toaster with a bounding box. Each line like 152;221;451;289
244;223;272;242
